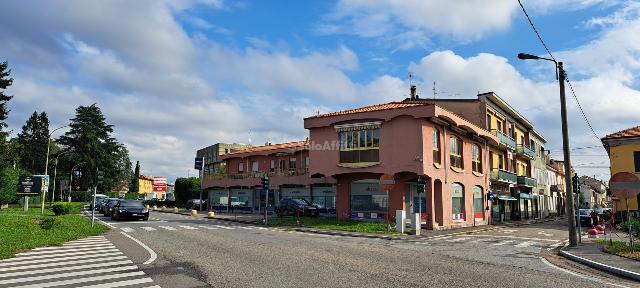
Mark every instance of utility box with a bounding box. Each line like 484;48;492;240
411;213;421;236
395;210;406;234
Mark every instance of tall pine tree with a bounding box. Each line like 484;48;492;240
17;111;50;174
0;61;13;142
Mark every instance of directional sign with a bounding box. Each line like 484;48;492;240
194;157;204;170
609;172;640;199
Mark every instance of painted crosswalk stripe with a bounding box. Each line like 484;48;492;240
1;248;119;263
17;245;116;256
515;241;537;248
0;255;128;272
212;225;235;230
0;251;124;267
32;243;114;251
0;265;138;285
77;277;154;288
159;226;177;231
178;225;198;230
492;240;515;246
141;227;157;231
0;260;133;279
11;271;145;288
445;237;470;242
197;225;218;230
120;227;135;233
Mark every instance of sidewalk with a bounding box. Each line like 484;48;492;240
560;241;640;281
153;208;561;239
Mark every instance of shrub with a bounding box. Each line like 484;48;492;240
51;202;71;216
616;217;640;237
39;218;56;229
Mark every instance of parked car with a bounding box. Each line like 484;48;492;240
185;199;207;211
111;200;149;221
276;198;319;217
98;198;116;214
90;194;108;210
576;209;593;226
103;199;120;217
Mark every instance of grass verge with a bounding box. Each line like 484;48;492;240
0;204;108;259
595;239;640;261
265;216;401;235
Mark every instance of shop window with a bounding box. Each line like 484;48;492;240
473;186;483;219
450;136;463;169
238;163;244;173
472;144;482;173
339;128;380;164
270;160;275;173
452;183;465;220
433;129;441;165
350;182;387;213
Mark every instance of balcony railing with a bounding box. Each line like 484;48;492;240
516;144;536;159
490;169;517;184
517;176;537;187
490;129;516;149
550;184;564;192
203;168;309;181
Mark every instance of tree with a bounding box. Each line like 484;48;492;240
174;177;200;204
131;161;140;193
57;104;126;192
0;167;27;205
17;111;50;174
0;61;13;142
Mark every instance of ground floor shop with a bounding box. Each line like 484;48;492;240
207;185;336;214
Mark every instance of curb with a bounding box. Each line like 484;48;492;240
559;249;640;281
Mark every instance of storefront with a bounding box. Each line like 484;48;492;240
208;189;229;212
230;188;253;212
350;180;387;220
311;185;336;214
254;188;275;213
519;192;535;220
492;195;516;223
405;183;427;223
280;186;311;202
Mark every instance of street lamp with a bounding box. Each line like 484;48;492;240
50;151;69;205
517;52;578;247
42;125;68;214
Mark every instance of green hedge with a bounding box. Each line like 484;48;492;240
51;202;72;215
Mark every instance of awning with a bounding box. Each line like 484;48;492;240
519;193;534;199
497;196;517;201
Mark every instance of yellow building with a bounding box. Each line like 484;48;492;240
602;126;640;212
138;176;154;195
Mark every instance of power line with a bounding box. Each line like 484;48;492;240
517;0;603;144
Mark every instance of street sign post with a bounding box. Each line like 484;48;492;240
18;176;39;212
609;172;640;248
194;157;204;211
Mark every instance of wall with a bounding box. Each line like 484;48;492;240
610;143;640;211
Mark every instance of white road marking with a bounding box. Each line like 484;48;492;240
492;240;516;246
212;225;235;230
178;225;198;230
538;231;554;237
446;237;471;242
17;245;116;257
11;271;145;288
119;232;158;265
120;227;135;233
539;257;630;288
515;241;537;248
1;249;119;262
159;226;177;230
77;277;154;288
465;234;560;242
0;255;128;272
0;260;133;279
0;251;124;267
502;229;517;234
32;243;114;251
141;227;157;231
197;225;218;230
0;265;138;285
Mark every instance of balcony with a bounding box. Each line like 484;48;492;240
517;176;537;187
550;184;564;193
490;169;517;184
516;145;536;160
490;129;516;150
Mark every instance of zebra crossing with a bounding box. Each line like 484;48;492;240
116;224;268;233
0;236;159;288
411;235;564;249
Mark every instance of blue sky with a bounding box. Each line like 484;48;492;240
2;0;638;182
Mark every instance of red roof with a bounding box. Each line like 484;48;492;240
307;102;429;119
602;125;640;140
224;140;308;157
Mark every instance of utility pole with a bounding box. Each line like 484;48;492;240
558;62;578;247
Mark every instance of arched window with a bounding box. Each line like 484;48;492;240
433;129;441;165
472;144;482;173
473;186;483;219
450;136;463;169
452;183;465;220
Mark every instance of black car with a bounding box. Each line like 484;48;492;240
91;196;107;210
576;209;594;226
103;199;120;217
97;198;115;213
276;198;319;217
111;200;149;221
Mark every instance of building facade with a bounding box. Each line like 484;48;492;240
602;126;640;214
138;175;153;199
530;130;549;218
196;143;252;176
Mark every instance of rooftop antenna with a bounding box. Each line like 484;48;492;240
408;72;417;100
432;81;437;99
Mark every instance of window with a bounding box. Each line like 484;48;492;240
251;161;259;172
305;157;310;169
472;144;482;173
452;183;465;220
498;154;504;170
278;159;286;172
635;151;640;172
270;160;275;172
338;128;380;163
289;158;297;171
238;163;244;173
450;136;463;169
473;186;483;219
487;115;492;130
496;120;503;132
433;129;441;164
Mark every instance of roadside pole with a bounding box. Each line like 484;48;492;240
199;168;203;212
91;184;97;227
264;189;268;225
24;196;29;212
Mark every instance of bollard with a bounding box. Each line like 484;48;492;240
411;213;421;236
152;205;158;211
395;210;406;234
207;211;215;218
587;228;598;238
191;209;198;216
146;204;150;209
173;207;179;213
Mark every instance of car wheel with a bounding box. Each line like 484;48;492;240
143;217;149;221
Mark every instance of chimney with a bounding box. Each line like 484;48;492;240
410;85;417;100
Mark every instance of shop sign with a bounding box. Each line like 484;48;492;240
379;174;395;190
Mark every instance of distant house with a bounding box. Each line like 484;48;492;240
602;125;640;215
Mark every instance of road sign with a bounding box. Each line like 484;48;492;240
194;157;204;170
17;176;39;195
379;174;395;190
609;172;640;199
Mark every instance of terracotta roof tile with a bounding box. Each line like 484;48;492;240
602;125;640;140
307;102;429;119
224;140;308;157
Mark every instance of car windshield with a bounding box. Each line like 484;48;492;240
579;210;592;215
291;199;308;205
119;201;144;207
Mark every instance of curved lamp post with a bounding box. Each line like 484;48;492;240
517;53;577;247
42;125;68;214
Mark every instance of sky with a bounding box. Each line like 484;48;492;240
1;0;638;184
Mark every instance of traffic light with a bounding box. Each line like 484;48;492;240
261;174;270;189
571;174;579;194
416;177;426;194
96;170;104;185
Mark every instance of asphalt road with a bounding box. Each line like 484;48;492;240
94;212;637;288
